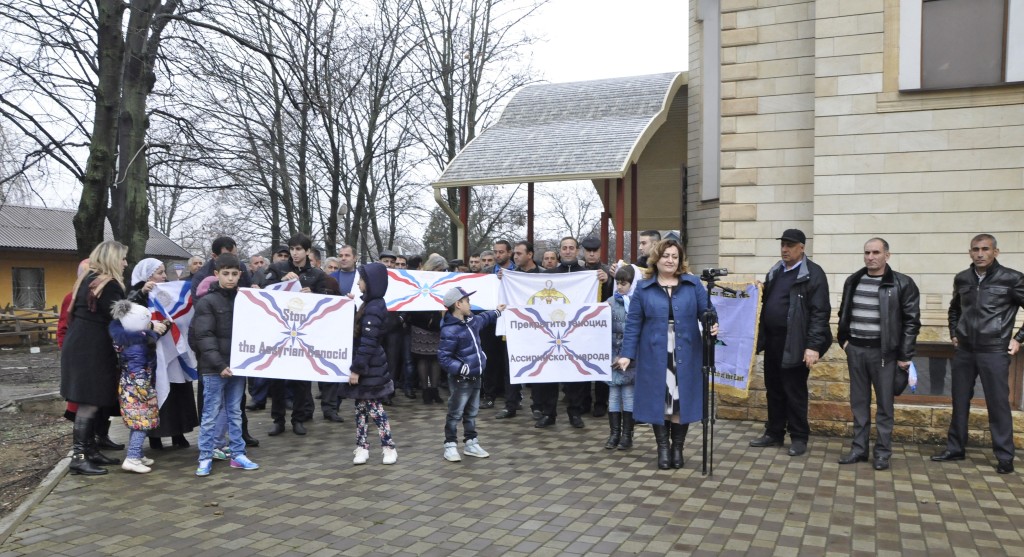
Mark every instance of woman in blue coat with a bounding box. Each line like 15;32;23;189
617;239;717;470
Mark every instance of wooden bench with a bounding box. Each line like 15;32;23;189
0;306;59;346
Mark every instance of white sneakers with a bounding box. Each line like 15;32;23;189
354;446;398;465
121;458;152;474
463;439;490;458
443;442;462;462
445;439;490;461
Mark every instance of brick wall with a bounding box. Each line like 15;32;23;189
697;0;1024;450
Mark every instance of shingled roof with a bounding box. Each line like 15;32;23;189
0;204;193;259
432;72;687;188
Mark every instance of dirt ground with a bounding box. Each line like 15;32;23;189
0;346;71;519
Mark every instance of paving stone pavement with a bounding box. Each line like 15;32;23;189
2;394;1024;556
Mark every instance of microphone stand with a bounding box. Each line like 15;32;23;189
700;277;736;476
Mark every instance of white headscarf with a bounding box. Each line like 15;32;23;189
131;258;164;285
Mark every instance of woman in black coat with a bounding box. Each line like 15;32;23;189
128;257;199;450
60;241;129;475
338;263;397;466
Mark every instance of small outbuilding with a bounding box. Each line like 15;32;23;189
0;204;193;311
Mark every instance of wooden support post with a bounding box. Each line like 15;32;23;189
615;177;625;262
459;186;470;260
630;163;638;261
601;179;610;262
527;182;534;244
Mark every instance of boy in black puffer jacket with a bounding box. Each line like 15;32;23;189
192;253;260;477
437;287;505;462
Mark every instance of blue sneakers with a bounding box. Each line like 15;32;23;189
195;459;212;477
230;455;260;470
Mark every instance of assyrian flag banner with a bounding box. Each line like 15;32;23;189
266;279;301;292
710;281;762;397
385;270;498;311
496;270;600;334
148;281;198;408
499;270;600;306
504;303;612;384
230;289;355;382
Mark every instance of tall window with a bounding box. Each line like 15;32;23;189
12;268;45;309
900;0;1024;90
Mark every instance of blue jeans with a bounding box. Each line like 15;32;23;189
199;375;246;461
445;375;480;443
608;384;635;412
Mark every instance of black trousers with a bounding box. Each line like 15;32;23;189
270;380;312;424
580;382;609;412
319;382;341;416
946;350;1014;461
384;331;404;390
481;329;505;399
763;332;810;442
532;382;588;418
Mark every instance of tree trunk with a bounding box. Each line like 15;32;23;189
74;0;126;259
111;0;163;269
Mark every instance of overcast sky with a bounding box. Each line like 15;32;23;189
528;0;689;83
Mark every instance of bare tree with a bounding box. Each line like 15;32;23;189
412;0;547;253
536;182;603;240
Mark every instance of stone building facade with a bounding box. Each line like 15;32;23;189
687;0;1024;447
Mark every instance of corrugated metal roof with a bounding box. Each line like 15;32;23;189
0;204;193;259
432;72;687;188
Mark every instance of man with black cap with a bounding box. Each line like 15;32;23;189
379;250;397;268
581;237;612;417
271;245;290;265
581;237;613;302
750;228;832;457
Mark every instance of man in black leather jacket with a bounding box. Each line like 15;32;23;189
265;233;328;436
836;238;920;471
932;234;1024;474
750;229;832;457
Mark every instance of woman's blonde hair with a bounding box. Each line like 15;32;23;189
70;241;127;308
422;253;448;272
645;239;688;278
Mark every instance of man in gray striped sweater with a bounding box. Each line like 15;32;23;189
836;238;921;471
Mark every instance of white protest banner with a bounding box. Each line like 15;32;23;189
710;282;762;397
148;281;198;408
385;269;498;311
497;270;600;334
230;289;355;382
265;279;301;292
505;303;612;384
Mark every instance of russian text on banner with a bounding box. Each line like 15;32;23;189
385;269;498;311
149;281;198;408
229;289;355;382
710;281;762;397
505;303;612;384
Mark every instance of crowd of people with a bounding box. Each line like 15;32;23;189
56;226;1024;478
